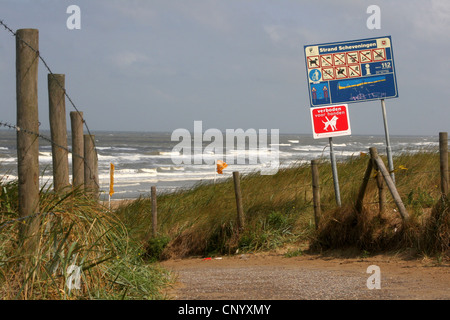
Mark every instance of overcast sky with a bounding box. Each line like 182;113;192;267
0;0;449;135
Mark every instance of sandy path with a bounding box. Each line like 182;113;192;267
160;251;449;300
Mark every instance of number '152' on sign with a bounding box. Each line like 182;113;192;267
310;104;351;139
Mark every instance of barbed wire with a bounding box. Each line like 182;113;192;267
0;120;84;160
0;120;99;189
0;19;95;149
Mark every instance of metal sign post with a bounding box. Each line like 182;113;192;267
329;137;342;207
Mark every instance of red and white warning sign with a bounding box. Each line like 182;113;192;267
372;48;386;61
348;65;361;78
359;50;372;63
320;54;333;67
307;56;320;69
333;53;347;66
347;51;359;65
310;104;351;139
335;66;348;79
322;67;335;80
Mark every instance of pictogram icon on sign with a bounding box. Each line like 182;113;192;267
307;56;320;68
333;53;347;66
348;65;361;78
372;48;386;61
323;86;329;99
323;116;338;131
347;52;359;64
320;55;333;67
335;66;348;79
322;67;335;80
309;69;322;82
359;50;372;63
311;87;317;101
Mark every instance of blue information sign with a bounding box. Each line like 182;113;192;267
304;36;398;107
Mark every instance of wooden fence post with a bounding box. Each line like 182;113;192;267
233;171;245;232
371;148;386;215
355;158;373;213
84;134;99;199
151;186;157;237
70;111;84;189
48;74;70;193
369;147;409;221
16;28;40;249
311;160;321;229
439;132;448;197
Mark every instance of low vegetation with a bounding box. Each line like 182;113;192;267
1;148;448;299
0;181;173;300
115;148;448;260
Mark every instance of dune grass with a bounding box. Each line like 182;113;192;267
114;148;449;261
0;180;173;300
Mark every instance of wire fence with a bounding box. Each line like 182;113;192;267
0;19;99;190
0;121;84;161
0;19;94;142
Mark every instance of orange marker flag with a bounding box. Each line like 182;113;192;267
109;163;115;197
216;160;228;174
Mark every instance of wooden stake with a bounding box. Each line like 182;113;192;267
371;148;386;215
84;134;99;199
355;158;373;214
16;28;40;248
439;132;448;197
48;74;70;193
70;111;84;189
233;171;245;232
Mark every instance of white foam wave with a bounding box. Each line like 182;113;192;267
159;151;180;156
96;146;138;151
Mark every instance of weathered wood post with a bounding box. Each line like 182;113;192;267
84;134;99;199
371;148;386;215
370;147;409;221
355;158;373;213
16;28;40;249
151;186;157;237
376;170;386;215
70;111;84;189
48;74;70;193
311;160;321;229
233;171;245;232
439;132;448;197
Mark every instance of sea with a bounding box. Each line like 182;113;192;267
0;130;440;201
